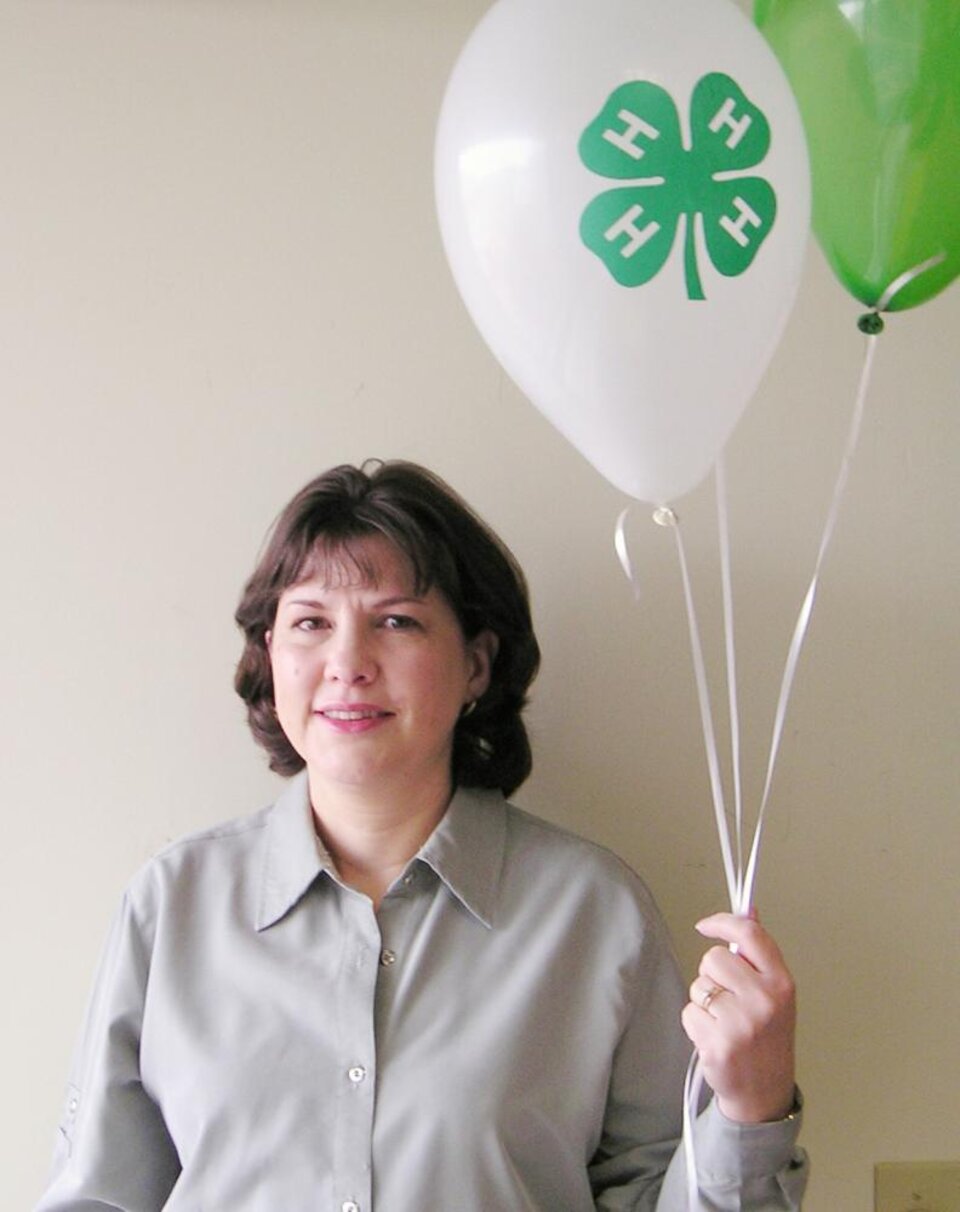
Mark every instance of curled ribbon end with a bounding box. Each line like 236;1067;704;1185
857;311;884;336
653;506;678;528
614;507;642;602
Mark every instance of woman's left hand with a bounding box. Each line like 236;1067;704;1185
681;910;797;1124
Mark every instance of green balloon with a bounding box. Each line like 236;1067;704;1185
754;0;960;311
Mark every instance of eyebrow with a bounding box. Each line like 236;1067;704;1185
281;594;426;610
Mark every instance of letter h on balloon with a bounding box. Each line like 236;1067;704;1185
604;204;661;258
602;108;661;160
720;197;764;248
708;95;753;149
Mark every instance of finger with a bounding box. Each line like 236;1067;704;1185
689;975;732;1017
695;912;785;975
698;950;797;1038
681;1000;717;1048
698;947;756;995
701;944;796;1015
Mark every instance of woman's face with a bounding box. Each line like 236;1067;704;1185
267;534;495;803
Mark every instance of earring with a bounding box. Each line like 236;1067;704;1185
461;699;477;719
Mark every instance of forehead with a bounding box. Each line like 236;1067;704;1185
293;533;419;593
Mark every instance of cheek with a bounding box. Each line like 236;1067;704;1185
423;650;474;710
270;656;313;753
271;650;310;704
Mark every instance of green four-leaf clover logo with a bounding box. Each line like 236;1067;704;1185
579;73;777;300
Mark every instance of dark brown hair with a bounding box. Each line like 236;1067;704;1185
234;461;540;796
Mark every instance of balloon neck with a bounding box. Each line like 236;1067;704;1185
857;311;884;336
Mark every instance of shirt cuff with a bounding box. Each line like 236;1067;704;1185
693;1089;804;1183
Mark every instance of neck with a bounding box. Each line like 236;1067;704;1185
308;772;453;909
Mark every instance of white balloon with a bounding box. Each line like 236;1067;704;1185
436;0;810;505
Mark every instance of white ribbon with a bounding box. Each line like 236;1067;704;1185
614;507;642;603
614;257;943;1209
657;504;741;912
741;334;875;908
715;457;745;893
874;251;945;312
682;1051;707;1211
668;339;876;1209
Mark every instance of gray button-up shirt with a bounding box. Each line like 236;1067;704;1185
38;774;807;1210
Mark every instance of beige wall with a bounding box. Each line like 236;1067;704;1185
3;3;957;1208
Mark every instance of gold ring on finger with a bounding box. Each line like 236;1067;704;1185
699;982;727;1012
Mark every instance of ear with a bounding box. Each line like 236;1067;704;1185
465;629;499;704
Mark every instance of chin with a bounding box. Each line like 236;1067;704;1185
307;757;389;790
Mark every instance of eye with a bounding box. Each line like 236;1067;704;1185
380;613;421;632
292;615;329;632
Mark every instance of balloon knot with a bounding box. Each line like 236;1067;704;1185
857;311;885;336
653;506;678;528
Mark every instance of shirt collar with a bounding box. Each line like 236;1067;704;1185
416;785;507;929
255;773;508;932
256;771;329;931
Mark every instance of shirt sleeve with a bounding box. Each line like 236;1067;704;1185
654;1097;809;1211
35;889;181;1212
587;901;809;1212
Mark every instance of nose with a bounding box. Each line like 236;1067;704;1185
323;623;377;686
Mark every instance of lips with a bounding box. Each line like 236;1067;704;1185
316;703;392;720
321;709;389;722
314;703;394;732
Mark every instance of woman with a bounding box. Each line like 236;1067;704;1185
38;461;807;1211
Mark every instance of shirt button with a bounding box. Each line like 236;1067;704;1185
402;871;415;886
347;1066;367;1084
379;949;397;967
